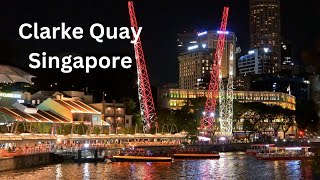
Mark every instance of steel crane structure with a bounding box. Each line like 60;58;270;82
219;43;234;136
128;1;157;133
200;7;229;133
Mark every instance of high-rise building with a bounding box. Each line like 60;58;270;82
280;40;298;73
238;48;274;75
178;30;236;89
179;48;212;89
177;31;198;54
249;0;281;72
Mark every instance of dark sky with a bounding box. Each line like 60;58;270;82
0;0;319;100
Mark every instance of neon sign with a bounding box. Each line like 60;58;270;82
188;45;198;50
217;31;229;34
198;31;207;36
0;93;22;99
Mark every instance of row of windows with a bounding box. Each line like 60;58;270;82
179;59;209;65
105;109;124;114
165;91;295;103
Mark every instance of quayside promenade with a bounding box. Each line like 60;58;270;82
0;133;186;158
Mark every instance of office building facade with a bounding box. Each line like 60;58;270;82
178;30;236;89
249;0;281;72
238;48;274;75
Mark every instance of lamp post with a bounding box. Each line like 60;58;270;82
102;92;107;133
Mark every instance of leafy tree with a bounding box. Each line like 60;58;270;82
242;118;255;139
132;113;142;126
124;98;137;115
234;101;296;140
271;122;282;137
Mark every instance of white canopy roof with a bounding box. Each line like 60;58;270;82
0;65;34;84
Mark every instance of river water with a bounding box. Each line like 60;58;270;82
0;153;315;180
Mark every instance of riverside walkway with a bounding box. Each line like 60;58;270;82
0;133;187;158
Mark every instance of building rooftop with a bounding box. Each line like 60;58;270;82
0;65;35;84
0;107;70;123
54;99;101;114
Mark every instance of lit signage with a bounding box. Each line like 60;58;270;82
248;50;255;55
217;31;229;35
202;44;207;48
197;31;207;36
188;45;198;50
0;93;22;99
17;99;25;103
285;147;302;151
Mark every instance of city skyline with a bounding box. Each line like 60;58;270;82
0;0;318;89
0;1;318;178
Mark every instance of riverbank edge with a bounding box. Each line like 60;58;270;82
0;153;64;172
0;143;319;172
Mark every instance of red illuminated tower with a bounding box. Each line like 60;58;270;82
200;7;229;132
128;1;157;133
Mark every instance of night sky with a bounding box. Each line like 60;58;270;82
0;0;319;100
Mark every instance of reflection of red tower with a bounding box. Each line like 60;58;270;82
128;2;157;133
201;7;229;131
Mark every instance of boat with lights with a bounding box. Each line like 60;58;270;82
172;147;220;159
246;144;276;155
111;148;172;162
256;146;314;160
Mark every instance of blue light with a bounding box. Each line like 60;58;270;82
248;50;255;54
217;31;229;35
188;45;198;50
198;31;207;36
202;44;206;48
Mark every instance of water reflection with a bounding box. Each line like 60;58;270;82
0;153;314;180
55;164;62;180
83;163;90;180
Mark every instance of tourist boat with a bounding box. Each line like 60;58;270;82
111;148;172;162
246;144;276;155
256;146;314;160
172;147;220;159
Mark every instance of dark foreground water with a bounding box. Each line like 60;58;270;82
0;153;315;180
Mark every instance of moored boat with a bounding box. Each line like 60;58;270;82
111;148;172;162
246;144;275;155
256;146;314;160
172;148;220;159
112;155;172;162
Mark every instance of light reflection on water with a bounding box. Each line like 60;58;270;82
0;153;313;180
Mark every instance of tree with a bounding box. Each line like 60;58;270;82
242;118;255;139
234;101;297;140
271;122;282;138
124;98;137;115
